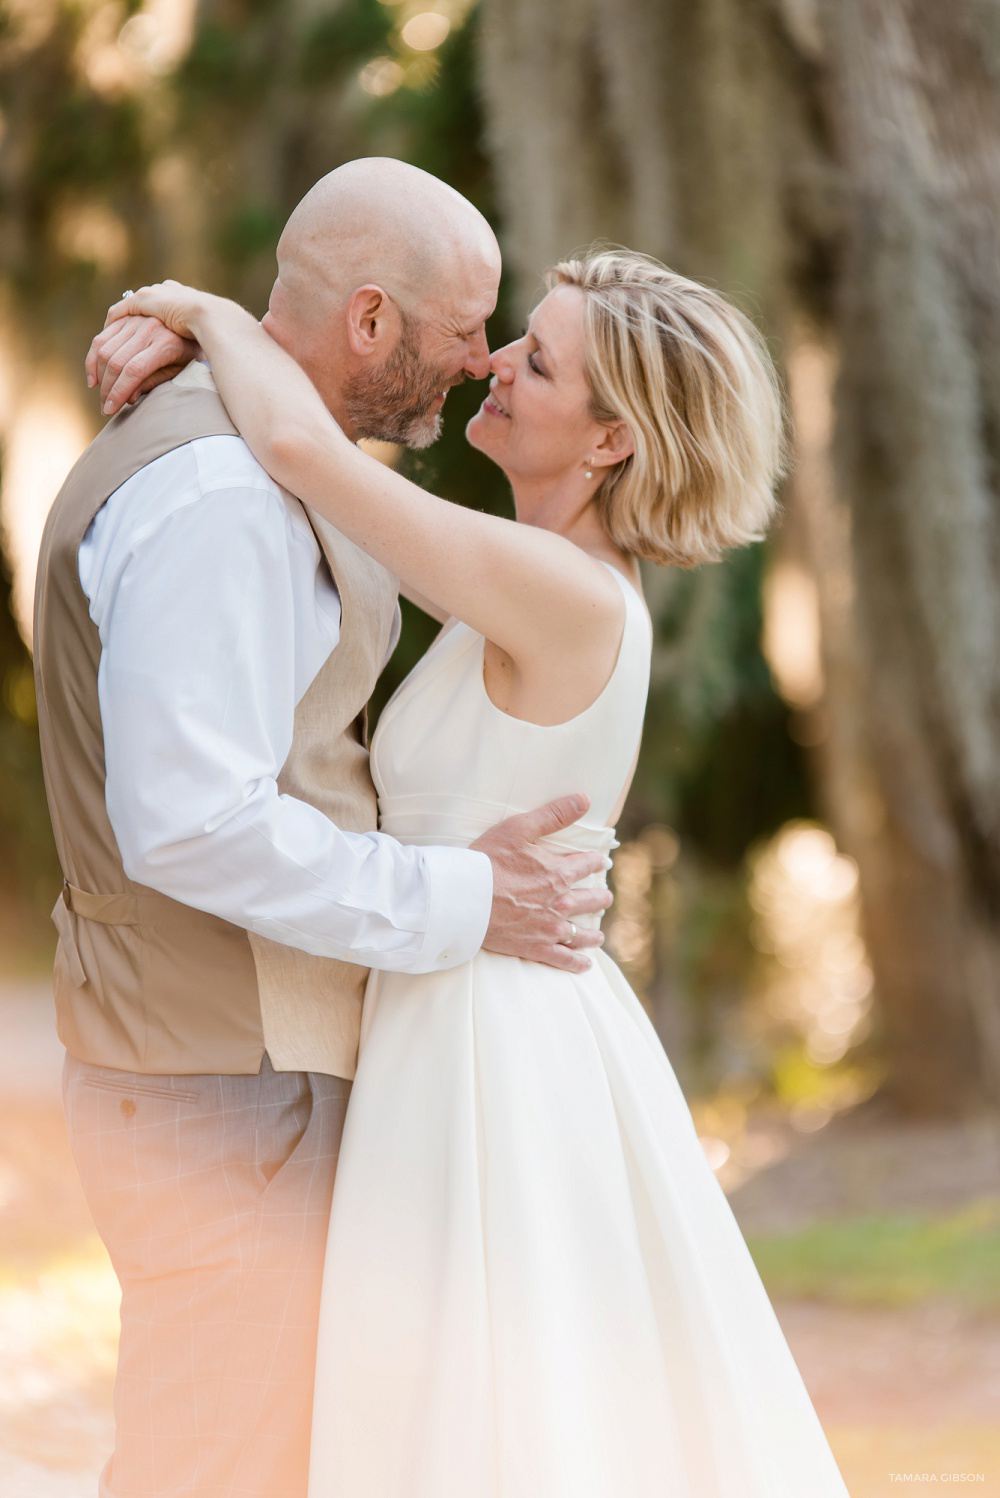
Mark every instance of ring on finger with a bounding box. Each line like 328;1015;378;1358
561;921;578;946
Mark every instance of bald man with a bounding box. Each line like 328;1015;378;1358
96;156;502;445
41;159;610;1498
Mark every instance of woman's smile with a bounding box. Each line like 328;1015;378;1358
482;387;511;418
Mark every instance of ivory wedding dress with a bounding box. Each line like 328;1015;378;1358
308;565;851;1498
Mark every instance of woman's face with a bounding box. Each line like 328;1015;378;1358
466;285;608;505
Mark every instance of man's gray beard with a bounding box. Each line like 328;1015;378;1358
342;316;452;450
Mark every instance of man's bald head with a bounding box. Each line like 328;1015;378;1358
263;158;501;444
276;157;498;321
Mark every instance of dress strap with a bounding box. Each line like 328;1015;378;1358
599;562;652;650
592;562;652;732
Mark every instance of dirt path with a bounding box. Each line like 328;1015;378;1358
1;981;998;1497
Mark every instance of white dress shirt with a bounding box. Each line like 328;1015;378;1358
78;430;493;972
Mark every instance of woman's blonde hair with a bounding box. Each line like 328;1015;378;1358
546;248;787;567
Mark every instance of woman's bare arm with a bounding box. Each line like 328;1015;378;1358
398;582;449;625
102;286;623;676
87;322;458;632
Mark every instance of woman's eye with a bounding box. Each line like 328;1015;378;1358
527;353;543;376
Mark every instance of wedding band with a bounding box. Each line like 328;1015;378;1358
562;922;578;946
121;289;135;299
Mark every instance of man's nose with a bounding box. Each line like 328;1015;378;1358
464;329;492;381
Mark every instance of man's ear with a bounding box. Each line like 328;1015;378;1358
594;420;635;468
345;284;398;358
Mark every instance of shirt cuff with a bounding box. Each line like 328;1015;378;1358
410;846;493;972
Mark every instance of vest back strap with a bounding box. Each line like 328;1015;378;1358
63;880;139;925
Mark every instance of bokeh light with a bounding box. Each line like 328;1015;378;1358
400;12;451;50
748;821;874;1072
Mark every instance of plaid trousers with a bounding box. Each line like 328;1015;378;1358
63;1051;351;1498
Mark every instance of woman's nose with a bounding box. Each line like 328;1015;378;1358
490;343;516;381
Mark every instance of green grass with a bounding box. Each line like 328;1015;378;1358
746;1196;1000;1309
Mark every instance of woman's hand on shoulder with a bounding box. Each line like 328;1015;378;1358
86;314;200;416
103;280;219;342
86;281;244;416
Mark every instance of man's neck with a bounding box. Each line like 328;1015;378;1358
261;312;359;442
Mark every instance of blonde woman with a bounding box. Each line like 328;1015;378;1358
99;253;849;1498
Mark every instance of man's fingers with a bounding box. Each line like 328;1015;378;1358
537;942;596;974
551;849;609;888
553;886;613;919
568;927;604;950
506;793;590;843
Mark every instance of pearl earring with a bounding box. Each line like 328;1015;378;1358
584;458;594;480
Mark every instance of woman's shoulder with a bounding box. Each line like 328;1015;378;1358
535;534;636;638
586;558;652;656
483;550;647;725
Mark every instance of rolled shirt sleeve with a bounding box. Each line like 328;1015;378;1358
80;436;492;973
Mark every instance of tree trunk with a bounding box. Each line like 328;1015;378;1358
819;0;1000;1107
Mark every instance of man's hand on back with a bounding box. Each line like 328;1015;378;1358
471;794;613;975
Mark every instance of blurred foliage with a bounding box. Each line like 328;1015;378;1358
628;545;810;861
0;0;812;963
0;1;153;337
0;542;59;957
746;1198;1000;1309
769;1045;884;1111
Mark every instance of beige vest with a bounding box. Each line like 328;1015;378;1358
33;367;398;1079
